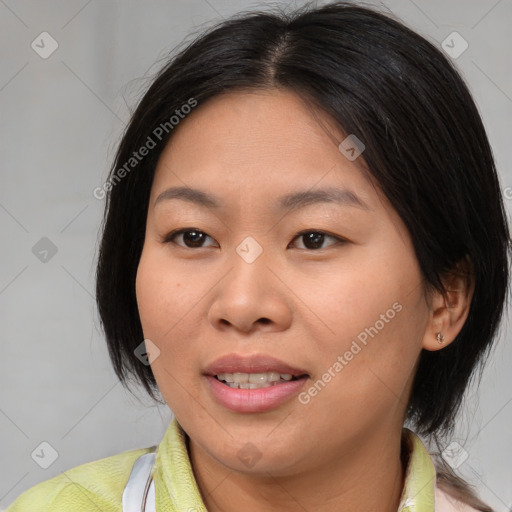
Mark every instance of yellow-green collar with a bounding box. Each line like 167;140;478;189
398;428;436;511
153;418;208;511
153;418;436;512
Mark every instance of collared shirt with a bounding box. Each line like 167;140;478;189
5;418;477;511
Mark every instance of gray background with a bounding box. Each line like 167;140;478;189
1;0;511;510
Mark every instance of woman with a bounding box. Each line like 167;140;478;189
6;2;509;511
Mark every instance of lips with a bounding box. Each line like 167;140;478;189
203;353;310;413
203;353;309;378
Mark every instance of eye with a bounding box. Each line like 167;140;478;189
289;230;345;250
163;228;217;248
163;228;346;251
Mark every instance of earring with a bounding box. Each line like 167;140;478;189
436;332;445;344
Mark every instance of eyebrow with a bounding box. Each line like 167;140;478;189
154;186;370;212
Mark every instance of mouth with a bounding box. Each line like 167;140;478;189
204;353;309;377
203;353;310;413
214;371;307;390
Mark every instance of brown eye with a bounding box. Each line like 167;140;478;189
164;229;217;248
290;230;344;250
163;228;345;251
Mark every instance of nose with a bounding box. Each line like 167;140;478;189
207;242;292;334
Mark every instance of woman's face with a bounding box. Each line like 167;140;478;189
135;89;433;475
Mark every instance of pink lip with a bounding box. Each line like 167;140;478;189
205;375;309;413
203;353;309;413
203;353;308;377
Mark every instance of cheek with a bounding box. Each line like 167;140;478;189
298;294;427;441
135;249;186;363
135;252;165;337
135;247;211;373
297;251;423;351
135;250;199;409
299;245;428;402
136;248;188;334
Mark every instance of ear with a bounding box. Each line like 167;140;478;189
422;256;474;351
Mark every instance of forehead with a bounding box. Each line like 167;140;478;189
151;89;375;207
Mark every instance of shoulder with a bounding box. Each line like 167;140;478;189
5;446;154;512
435;485;481;512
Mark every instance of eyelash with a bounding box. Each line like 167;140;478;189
162;228;347;251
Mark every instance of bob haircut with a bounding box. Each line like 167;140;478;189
96;1;510;440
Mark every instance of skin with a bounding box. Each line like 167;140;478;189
135;88;473;512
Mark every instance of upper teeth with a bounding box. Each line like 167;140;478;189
216;372;294;389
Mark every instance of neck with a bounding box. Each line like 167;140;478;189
188;426;407;512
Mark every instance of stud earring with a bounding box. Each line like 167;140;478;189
436;332;445;344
